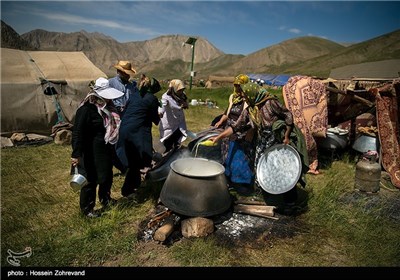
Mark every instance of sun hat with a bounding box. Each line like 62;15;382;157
112;60;137;77
234;74;250;85
93;77;124;99
169;79;185;92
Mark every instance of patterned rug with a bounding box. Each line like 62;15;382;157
373;82;400;189
282;76;328;173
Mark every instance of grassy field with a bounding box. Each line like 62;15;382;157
1;87;400;269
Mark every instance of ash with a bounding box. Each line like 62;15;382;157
213;212;275;240
142;228;156;242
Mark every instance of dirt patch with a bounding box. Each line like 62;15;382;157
339;187;400;222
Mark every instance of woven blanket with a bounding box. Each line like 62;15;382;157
283;76;328;172
374;83;400;188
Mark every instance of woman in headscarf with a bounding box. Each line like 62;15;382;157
71;77;124;218
158;79;189;153
116;76;161;199
210;82;299;214
213;74;255;195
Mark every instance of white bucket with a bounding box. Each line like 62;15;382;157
191;99;198;106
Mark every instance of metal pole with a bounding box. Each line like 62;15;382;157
189;43;195;91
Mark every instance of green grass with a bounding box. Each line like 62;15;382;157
1;87;400;267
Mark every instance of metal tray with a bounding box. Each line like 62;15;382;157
256;144;301;194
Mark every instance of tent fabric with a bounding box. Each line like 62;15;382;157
329;59;400;80
247;73;291;86
1;48;107;134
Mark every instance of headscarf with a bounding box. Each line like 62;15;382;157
232;74;249;104
242;82;275;127
139;76;161;96
168;79;188;108
79;91;121;145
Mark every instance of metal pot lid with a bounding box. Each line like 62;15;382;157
256;144;301;194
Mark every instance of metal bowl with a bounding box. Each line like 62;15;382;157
352;135;379;153
160;158;232;217
320;132;349;150
256;144;301;194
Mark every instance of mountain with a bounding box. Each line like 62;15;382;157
2;20;400;80
1;20;37;50
228;37;345;74
277;29;400;77
20;28;224;78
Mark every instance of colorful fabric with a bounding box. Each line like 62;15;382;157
282;76;328;173
374;83;400;188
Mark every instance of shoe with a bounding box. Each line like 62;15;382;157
120;193;138;204
101;198;118;208
83;210;101;218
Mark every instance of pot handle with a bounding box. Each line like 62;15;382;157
74;166;79;175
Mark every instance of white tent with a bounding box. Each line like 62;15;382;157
1;48;107;134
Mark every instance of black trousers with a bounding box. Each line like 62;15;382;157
163;129;183;153
121;140;142;197
79;142;113;214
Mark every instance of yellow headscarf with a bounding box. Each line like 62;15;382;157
232;74;249;104
234;74;249;85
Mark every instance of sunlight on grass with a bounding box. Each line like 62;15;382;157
2;87;399;267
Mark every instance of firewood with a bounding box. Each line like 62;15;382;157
233;204;278;220
153;216;175;242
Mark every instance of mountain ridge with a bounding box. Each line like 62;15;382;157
1;20;399;80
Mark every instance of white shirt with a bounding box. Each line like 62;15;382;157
158;92;187;143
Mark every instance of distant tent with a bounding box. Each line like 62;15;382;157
247;73;291;86
271;74;292;87
329;59;400;80
1;48;107;134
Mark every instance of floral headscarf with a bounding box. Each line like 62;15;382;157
242;82;274;127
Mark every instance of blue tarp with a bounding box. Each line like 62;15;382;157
247;74;291;87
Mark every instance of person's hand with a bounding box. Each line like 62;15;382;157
208;136;218;143
158;112;163;118
71;157;79;167
214;121;222;128
283;136;290;145
181;101;189;109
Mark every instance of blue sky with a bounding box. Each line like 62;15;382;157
2;1;400;55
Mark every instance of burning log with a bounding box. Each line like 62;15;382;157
153;215;176;242
147;209;172;229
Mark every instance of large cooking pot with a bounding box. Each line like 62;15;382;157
160;158;232;217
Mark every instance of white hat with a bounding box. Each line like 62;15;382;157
93;77;124;99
